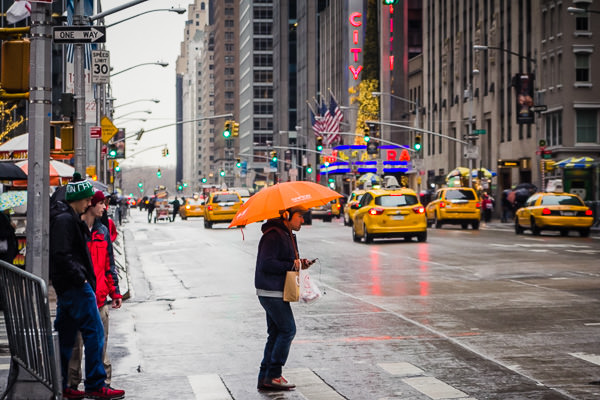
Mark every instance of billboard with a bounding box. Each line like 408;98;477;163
514;73;535;124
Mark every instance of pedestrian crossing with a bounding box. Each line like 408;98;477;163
0;313;8;371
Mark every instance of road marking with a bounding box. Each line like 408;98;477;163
378;362;424;376
402;376;471;399
188;374;232;400
285;368;345;400
584;322;600;326
569;352;600;367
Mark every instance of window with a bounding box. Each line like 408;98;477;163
225;55;234;64
225;80;234;88
545;111;562;146
225;7;234;16
575;53;591;82
225;32;234;41
576;109;598;143
575;15;589;31
225;20;234;28
225;91;234;99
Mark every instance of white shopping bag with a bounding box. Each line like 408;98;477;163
299;268;321;304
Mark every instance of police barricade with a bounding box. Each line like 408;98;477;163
0;261;61;400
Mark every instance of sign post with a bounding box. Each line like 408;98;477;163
52;26;106;43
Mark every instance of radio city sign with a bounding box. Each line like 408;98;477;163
349;11;363;80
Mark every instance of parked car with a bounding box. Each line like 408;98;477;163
343;190;365;226
312;198;341;222
514;192;593;237
425;187;481;230
351;188;427;243
203;191;243;228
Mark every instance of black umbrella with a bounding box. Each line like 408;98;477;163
0;162;27;180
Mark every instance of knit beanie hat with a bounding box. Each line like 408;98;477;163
65;172;94;202
90;190;105;206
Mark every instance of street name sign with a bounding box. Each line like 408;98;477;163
473;129;486;135
92;50;110;84
53;26;106;44
100;116;118;143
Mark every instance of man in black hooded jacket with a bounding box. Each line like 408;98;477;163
50;173;125;400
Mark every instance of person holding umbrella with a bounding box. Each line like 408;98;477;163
255;205;315;391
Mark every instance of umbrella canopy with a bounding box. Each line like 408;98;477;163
0;162;27;180
446;167;470;180
470;168;496;178
0;190;27;211
228;181;342;228
11;160;75;187
555;156;594;169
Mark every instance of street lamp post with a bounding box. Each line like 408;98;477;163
113;110;152;121
567;7;600;15
103;7;186;28
113;98;160;109
110;61;168;77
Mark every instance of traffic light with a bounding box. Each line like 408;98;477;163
138;181;143;188
201;177;207;183
232;122;239;137
414;135;422;151
162;147;169;157
316;136;323;152
223;120;232;138
306;164;313;174
114;162;120;172
1;38;30;94
236;158;241;168
363;125;370;142
383;0;399;4
157;168;162;178
219;170;226;177
270;151;278;162
108;145;117;158
60;126;74;152
177;182;183;191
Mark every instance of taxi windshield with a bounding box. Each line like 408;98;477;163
213;194;239;203
376;194;418;207
541;195;583;206
187;198;204;205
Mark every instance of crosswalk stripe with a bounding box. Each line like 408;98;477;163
188;374;232;400
378;362;424;376
402;376;471;399
285;368;345;400
569;352;600;366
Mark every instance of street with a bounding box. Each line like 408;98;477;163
97;209;600;400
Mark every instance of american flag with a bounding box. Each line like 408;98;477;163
323;96;343;145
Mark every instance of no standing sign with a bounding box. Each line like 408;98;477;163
92;50;110;84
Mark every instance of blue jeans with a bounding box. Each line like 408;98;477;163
54;283;106;391
258;296;296;382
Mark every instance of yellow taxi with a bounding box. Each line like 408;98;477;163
203;191;243;228
351;188;427;243
514;192;593;237
179;196;205;220
425;187;481;230
343;189;365;226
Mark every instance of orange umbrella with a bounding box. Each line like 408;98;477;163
229;181;343;227
11;159;75;187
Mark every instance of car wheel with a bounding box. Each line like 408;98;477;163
204;220;212;229
560;229;568;237
417;231;427;242
352;225;361;242
531;217;541;235
324;217;332;223
515;219;524;234
579;228;590;238
434;212;442;229
472;221;480;230
182;216;187;220
362;224;373;243
461;223;468;229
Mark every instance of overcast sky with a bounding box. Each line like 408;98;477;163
101;0;188;168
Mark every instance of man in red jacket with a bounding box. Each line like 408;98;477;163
67;190;123;397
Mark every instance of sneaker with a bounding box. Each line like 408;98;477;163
85;385;125;400
63;387;85;399
262;376;296;390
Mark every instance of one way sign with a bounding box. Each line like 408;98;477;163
53;26;106;44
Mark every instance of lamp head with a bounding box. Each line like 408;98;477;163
170;7;186;14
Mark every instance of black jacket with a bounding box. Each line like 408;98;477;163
255;218;298;292
49;200;96;295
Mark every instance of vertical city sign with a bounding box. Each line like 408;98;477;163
348;6;363;81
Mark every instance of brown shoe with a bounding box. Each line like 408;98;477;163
262;376;296;390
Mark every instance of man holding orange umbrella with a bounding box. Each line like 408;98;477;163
255;205;314;391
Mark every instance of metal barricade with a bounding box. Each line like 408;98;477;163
0;261;61;400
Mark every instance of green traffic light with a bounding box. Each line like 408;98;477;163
306;166;312;174
414;143;422;151
220;170;225;177
364;135;370;143
223;129;231;138
201;178;207;183
316;145;323;152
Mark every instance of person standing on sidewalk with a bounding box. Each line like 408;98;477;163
50;173;125;400
254;206;314;391
67;190;123;394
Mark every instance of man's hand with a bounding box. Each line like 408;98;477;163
112;298;122;309
301;258;316;269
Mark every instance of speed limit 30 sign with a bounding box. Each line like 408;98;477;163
92;50;110;84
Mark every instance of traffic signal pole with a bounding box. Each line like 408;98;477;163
73;0;87;174
26;2;52;281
